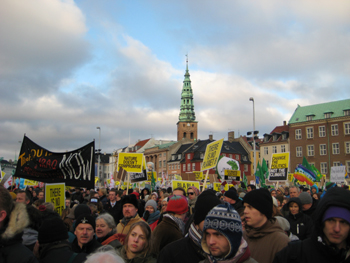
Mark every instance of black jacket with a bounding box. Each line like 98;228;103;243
104;200;123;224
285;198;313;240
39;241;87;263
274;187;350;263
71;237;101;254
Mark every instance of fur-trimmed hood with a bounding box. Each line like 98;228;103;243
1;202;30;240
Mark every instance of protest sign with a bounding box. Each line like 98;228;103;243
24;179;38;186
45;183;65;215
224;170;241;181
172;180;200;191
331;166;346;183
269;152;289;181
213;182;229;192
130;171;148;183
201;139;224;171
118;153;143;173
194;171;203;180
15;136;95;189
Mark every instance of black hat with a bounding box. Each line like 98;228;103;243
224;189;238;201
38;218;68;244
121;194;139;209
193;189;222;225
243;188;273;219
75;214;96;230
74;204;91;219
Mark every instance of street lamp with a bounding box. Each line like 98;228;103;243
249;97;256;174
96;127;101;184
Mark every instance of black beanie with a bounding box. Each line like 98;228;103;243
38;218;68;244
75;214;96;230
121;194;139;209
193;189;222;225
224;189;238;201
74;204;91;219
243;188;273;219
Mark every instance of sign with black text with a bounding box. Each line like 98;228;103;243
268;152;289;181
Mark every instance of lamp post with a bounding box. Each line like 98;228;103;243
249;97;256;174
97;127;101;184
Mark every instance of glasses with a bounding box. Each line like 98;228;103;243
187;192;195;195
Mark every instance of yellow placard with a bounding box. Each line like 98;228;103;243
115;181;120;185
213;183;229;191
194;171;203;180
201;138;224;171
158;178;162;182
95;177;99;184
172;180;200;192
270;153;290;169
118;153;143;173
224;170;241;177
24;179;38;186
45;183;65;216
175;175;182;180
107;179;110;184
147;171;156;181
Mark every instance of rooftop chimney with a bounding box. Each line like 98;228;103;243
228;131;235;143
283;120;286;126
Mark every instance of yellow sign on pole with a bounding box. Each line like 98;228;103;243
172;180;200;192
24;179;38;186
213;183;229;192
194;171;203;180
45;183;65;216
201;138;224;171
118;153;143;173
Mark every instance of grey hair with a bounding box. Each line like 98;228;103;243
85;245;124;263
289;186;300;193
96;213;116;229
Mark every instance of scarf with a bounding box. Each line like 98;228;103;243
188;222;202;248
188;196;197;208
164;214;185;235
207;237;250;263
146;210;160;225
121;213;137;226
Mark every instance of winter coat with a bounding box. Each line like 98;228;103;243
243;218;289;263
157;235;206;263
97;231;122;249
0;203;38;263
39;241;87;263
116;214;144;244
274;187;350;263
116;246;157;263
285;198;313;240
143;210;160;231
71;236;101;254
104;200;123;225
151;216;183;256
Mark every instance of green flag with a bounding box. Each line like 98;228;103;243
243;172;248;187
262;158;269;180
256;161;265;185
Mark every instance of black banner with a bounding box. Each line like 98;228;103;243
130;170;148;183
15;136;95;189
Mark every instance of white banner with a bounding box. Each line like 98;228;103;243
330;166;345;183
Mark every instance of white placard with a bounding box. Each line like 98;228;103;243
330;166;346;183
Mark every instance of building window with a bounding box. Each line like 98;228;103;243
324;113;331;119
281;145;286;153
331;124;339;136
320;162;327;174
306;115;314;121
296;147;302;157
183;164;186;171
306;127;314;139
187;154;191;159
346;142;350;154
333;162;341;166
320;144;327;155
191;132;194;139
346;161;350;174
345;123;350;135
192;163;195;171
295;129;302;140
272;146;277;153
159;161;162;168
229;154;232;158
307;145;314;156
200;152;204;159
344;110;350;116
244;164;248;172
273;135;278;141
319;126;326;137
266;160;269;168
332;143;340;154
282;133;287;140
163;160;166;168
187;163;191;171
235;155;239;160
163;153;166;157
263;147;267;155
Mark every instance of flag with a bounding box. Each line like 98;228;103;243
243;172;248;187
262;158;269;181
255;161;265;185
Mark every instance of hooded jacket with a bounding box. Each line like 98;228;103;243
311;184;319;194
274;187;350;263
285;198;313;240
0;203;38;263
243;218;289;263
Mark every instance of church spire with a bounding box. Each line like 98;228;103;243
179;55;196;122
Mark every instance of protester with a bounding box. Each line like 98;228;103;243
98;187;109;207
298;192;317;217
201;202;257;263
160;197;169;214
104;189;123;225
276;186;285;197
223;188;243;212
288;186;300;198
0;186;38;263
158;189;222;263
72;214;101;254
23;205;42;251
36;217;87;263
243;188;289;263
274;187;350;263
85;246;125;263
285;197;313;240
187;186;199;214
96;213;122;249
117;221;156;263
143;200;160;231
116;194;144;244
16;190;32;205
151;195;188;256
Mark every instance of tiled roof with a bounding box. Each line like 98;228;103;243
134;138;151;148
289;99;350;124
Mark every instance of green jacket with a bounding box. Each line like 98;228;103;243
116;247;156;263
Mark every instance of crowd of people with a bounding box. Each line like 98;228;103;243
0;181;350;263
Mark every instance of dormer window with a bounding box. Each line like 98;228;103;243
282;134;287;140
306;115;314;121
344;110;350;116
273;135;278;141
178;154;181;159
324;113;331;119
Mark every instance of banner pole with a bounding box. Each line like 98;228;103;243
127;172;130;194
203;170;209;191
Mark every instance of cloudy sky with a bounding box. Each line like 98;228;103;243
1;0;350;161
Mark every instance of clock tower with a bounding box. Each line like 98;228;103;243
177;56;198;141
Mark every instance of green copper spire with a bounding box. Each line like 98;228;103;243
179;55;196;122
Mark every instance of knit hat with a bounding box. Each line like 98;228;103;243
188;186;199;196
122;194;139;209
243;188;273;219
166;195;188;215
298;192;313;205
145;199;157;211
278;186;285;194
75;214;96;230
74;204;91;219
322;206;350;224
38;217;68;244
224;189;238;201
202;203;242;260
193;190;221;225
